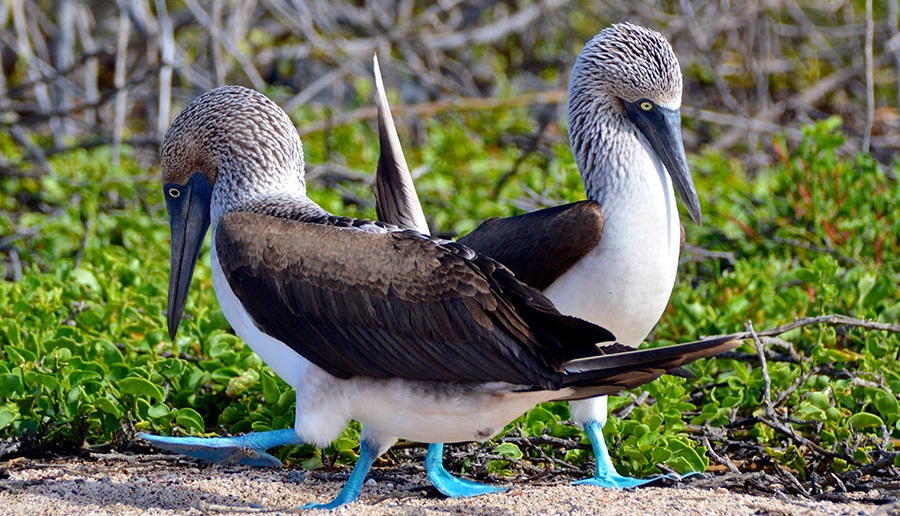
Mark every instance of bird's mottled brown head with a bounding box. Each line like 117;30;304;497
160;85;305;340
160;85;304;188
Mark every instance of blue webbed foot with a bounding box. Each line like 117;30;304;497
573;420;680;488
302;436;381;510
139;428;303;467
425;443;504;498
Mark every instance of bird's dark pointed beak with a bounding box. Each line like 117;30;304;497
164;172;213;340
624;102;702;226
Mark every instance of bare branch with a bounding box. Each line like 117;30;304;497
297;89;566;138
111;5;131;167
156;0;174;137
863;0;874;153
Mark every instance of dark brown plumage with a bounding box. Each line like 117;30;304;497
215;209;613;390
458;201;604;291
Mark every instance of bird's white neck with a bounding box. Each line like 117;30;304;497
586;126;681;254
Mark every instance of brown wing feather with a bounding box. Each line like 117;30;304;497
458;201;604;291
215;210;614;388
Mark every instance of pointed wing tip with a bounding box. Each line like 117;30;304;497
373;55;386;103
167;316;179;341
665;334;744;377
667;366;695;379
371;56;429;234
707;333;744;352
563;333;745;376
677;333;745;360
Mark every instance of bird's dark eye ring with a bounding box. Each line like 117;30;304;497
639;101;653;111
168;187;181;198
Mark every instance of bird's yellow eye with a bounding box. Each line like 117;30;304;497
168;187;181;198
639;101;653;111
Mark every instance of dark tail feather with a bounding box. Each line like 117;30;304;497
557;334;742;400
667;366;695;379
372;55;429;234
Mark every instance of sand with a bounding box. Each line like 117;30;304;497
0;454;884;515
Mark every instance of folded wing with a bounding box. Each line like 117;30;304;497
216;210;615;390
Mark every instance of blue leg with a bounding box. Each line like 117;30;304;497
139;428;302;467
425;443;504;498
574;420;679;488
302;438;381;510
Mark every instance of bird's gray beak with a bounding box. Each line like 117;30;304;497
164;172;213;339
624;102;702;226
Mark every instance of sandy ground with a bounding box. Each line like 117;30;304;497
0;453;887;515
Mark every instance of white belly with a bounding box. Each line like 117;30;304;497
544;163;682;424
543;187;681;347
293;370;560;446
543;229;678;346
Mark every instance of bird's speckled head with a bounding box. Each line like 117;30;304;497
160;85;305;190
567;23;700;226
570;22;682;109
161;86;309;341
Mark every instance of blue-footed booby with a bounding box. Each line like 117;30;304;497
139;82;739;508
373;23;704;490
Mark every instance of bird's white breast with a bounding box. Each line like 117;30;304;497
211;240;310;388
544;141;681;347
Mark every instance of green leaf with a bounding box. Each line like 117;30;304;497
148;403;172;419
70;269;102;291
302;455;324;471
493;442;523;460
665;439;709;474
4;346;36;365
69;370;103;386
806;391;831;410
175;408;205;433
118;377;165;402
0;374;24;396
156;358;186;380
208;334;241;365
26;373;61;393
226;369;259;397
874;391;899;421
96;339;126;365
94;397;122;418
250;421;275;432
847;412;885;431
0;404;19;430
825;407;844;421
261;370;280;404
524;405;556;435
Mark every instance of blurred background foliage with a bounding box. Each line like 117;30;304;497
0;0;898;501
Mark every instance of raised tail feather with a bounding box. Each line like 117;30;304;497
372;55;429;234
